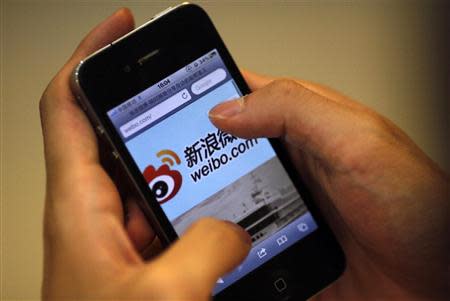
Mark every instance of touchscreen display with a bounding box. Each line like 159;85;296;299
108;50;318;294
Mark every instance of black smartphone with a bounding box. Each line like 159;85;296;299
71;3;345;300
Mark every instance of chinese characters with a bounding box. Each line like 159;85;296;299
184;129;237;168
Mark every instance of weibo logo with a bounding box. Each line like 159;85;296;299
143;150;182;205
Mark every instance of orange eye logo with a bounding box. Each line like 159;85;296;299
143;150;182;205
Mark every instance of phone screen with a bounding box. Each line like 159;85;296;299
107;50;318;294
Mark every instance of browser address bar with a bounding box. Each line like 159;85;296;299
120;89;192;138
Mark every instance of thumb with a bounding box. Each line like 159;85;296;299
208;76;363;162
150;218;251;296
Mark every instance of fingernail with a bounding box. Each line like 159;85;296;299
223;221;252;245
208;98;244;119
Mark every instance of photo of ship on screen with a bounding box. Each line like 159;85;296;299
172;157;307;245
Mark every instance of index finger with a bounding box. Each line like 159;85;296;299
40;8;135;174
40;9;136;250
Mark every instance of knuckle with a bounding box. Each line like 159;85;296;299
39;70;68;117
39;87;50;116
265;78;315;109
39;80;57;117
360;110;404;143
330;111;405;174
270;78;304;97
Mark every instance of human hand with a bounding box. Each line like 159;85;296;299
209;72;449;300
39;9;250;300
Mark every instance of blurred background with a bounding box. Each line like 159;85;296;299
1;0;448;299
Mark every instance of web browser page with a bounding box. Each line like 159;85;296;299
108;50;318;294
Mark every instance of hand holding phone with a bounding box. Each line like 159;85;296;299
209;71;449;300
39;5;448;301
40;9;251;300
71;4;346;299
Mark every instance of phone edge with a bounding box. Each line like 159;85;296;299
70;62;174;247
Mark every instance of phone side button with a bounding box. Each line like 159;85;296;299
112;150;120;160
96;125;105;136
76;95;87;111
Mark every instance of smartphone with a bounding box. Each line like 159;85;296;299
71;3;345;300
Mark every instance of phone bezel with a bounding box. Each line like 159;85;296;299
72;3;345;299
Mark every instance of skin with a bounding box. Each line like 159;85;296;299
40;9;250;300
40;8;449;301
209;73;449;301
